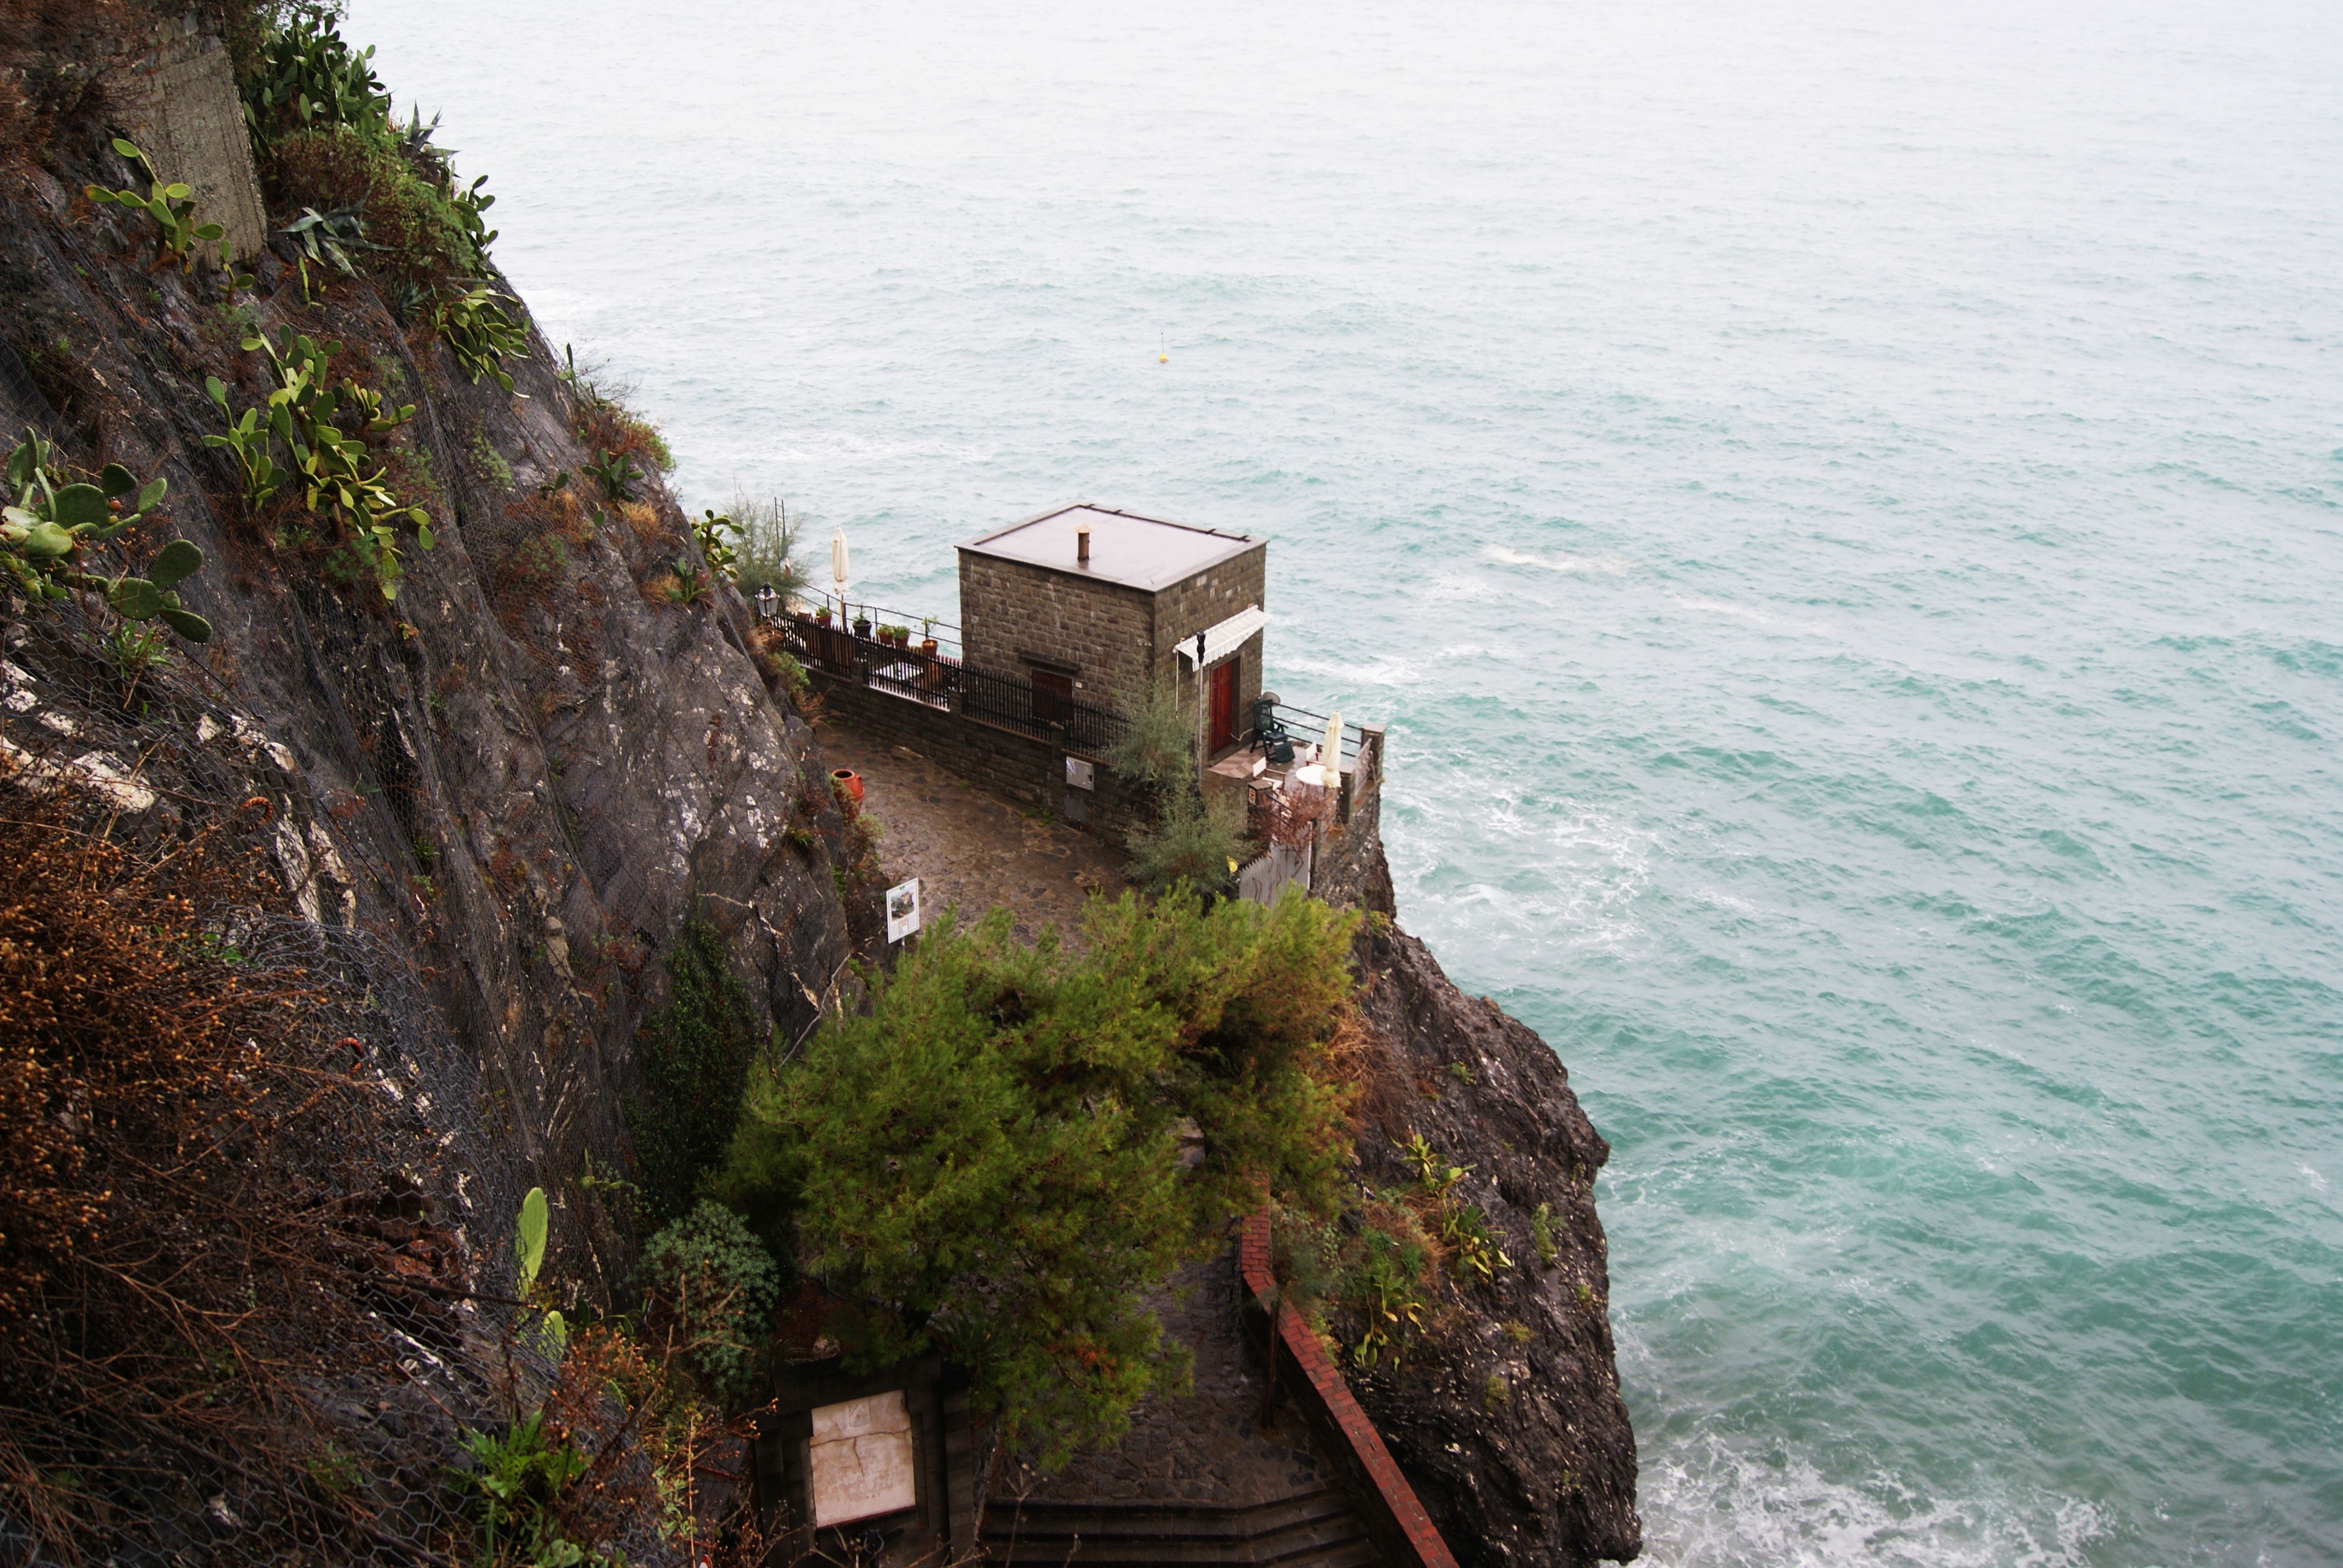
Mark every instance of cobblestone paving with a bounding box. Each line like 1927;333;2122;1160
819;720;1127;948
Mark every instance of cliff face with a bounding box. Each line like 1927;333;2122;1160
1324;848;1641;1566
0;149;865;1300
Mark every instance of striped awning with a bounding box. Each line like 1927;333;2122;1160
1177;603;1267;667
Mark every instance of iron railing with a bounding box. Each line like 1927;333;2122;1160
1260;700;1371;765
782;613;1127;754
796;596;963;660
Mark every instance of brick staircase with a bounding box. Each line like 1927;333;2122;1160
980;1486;1381;1568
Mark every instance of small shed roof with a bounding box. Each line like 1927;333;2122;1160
959;504;1260;592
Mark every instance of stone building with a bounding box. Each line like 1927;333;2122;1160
959;503;1268;757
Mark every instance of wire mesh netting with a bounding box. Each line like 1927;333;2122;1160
0;604;693;1565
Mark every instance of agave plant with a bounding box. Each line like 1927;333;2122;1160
4;429;210;641
277;204;380;277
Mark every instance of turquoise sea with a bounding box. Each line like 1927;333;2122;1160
351;1;2343;1561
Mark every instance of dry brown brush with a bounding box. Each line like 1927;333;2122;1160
0;782;477;1563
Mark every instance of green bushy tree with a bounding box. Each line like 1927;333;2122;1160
709;889;1358;1469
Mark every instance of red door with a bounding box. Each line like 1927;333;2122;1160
1207;658;1239;755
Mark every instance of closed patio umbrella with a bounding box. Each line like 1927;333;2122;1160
1293;708;1343;791
829;528;850;614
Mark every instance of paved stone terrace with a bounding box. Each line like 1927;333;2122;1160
818;719;1128;948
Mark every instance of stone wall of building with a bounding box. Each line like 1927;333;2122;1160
957;554;1157;711
958;538;1268;727
1152;542;1267;676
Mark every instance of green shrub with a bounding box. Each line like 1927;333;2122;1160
710;889;1359;1468
1126;788;1250;898
638;1200;779;1408
436;285;529;391
1436;1201;1511;1284
1345;1222;1431;1368
1104;676;1193;791
203;327;433;603
271;126;470;288
468;427;513;489
725;491;804;599
624;916;762;1225
453;1412;616;1568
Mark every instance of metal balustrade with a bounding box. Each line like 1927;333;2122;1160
781;613;1128;754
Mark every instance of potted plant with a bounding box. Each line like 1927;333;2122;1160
919;618;938;658
813;604;831;627
853;607;871;638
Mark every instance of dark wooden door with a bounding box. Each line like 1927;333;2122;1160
1207;658;1239;754
1031;668;1073;725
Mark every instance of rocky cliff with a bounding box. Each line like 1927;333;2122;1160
0;126;868;1308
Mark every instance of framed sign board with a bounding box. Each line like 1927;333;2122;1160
886;878;922;943
808;1390;917;1526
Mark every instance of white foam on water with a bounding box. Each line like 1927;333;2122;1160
1486;543;1631;575
1282;653;1417;687
1639;1434;2111;1568
1668;595;1829;636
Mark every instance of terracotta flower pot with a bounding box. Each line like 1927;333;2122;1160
831;768;863;806
920;638;938;658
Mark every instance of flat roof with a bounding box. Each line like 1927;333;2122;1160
958;503;1260;592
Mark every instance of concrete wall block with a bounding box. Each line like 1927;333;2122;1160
110;25;269;262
